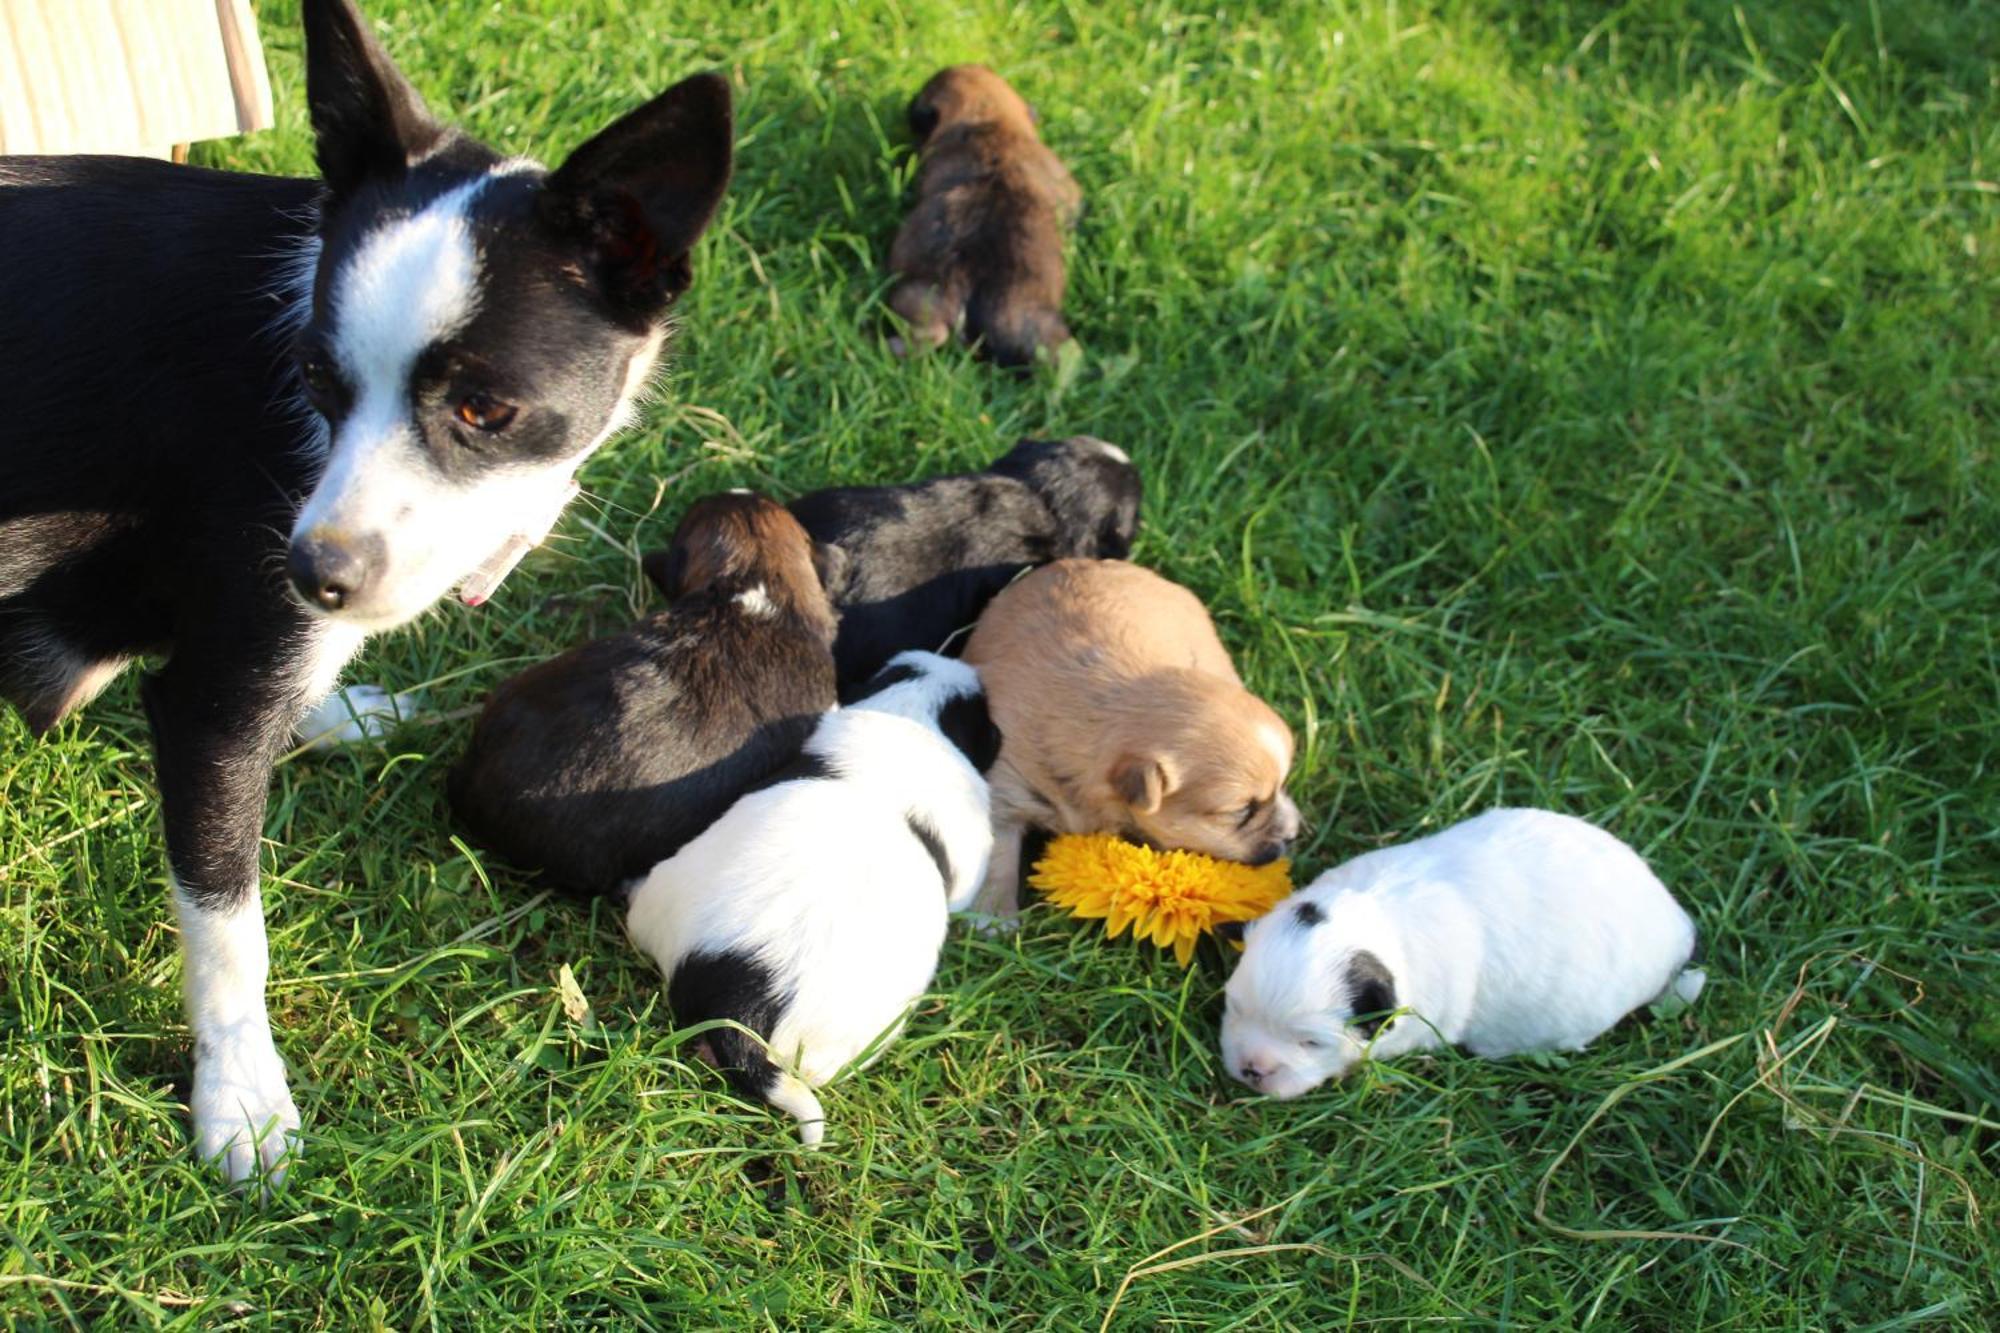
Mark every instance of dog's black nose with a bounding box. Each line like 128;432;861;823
288;530;379;612
1248;841;1289;867
1238;1063;1268;1086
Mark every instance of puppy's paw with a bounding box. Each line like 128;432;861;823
191;1035;301;1190
957;910;1022;937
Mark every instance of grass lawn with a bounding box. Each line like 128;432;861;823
3;0;1997;1324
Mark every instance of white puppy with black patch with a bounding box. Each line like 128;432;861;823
624;651;998;1145
1221;808;1704;1098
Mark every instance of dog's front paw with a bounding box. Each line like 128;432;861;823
191;1037;301;1189
297;683;426;751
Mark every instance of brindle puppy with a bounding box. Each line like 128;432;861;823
887;65;1081;368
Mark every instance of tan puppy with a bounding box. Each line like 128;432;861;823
962;559;1301;920
887;65;1082;368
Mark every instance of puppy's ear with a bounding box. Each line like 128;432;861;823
1096;479;1142;558
542;72;734;322
810;541;851;598
938;690;1003;774
1345;950;1398;1039
1110;753;1176;814
302;0;444;202
854;659;923;700
907;93;941;144
642;544;689;600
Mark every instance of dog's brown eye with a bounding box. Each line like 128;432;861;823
1301;1039;1324;1050
456;392;517;432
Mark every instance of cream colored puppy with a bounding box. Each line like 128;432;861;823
962;558;1300;920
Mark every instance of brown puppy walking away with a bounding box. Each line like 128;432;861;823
963;559;1302;921
888;65;1081;368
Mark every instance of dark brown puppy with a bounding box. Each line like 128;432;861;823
448;493;839;897
888;65;1081;368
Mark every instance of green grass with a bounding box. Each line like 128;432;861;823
3;0;1997;1324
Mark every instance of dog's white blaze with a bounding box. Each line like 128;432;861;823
292;176;498;628
174;879;300;1183
331;179;486;389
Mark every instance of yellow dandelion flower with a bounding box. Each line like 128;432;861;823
1028;834;1292;967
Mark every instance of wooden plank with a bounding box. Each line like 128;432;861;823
0;0;273;157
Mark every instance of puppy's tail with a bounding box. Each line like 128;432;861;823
1665;922;1707;1007
707;1028;828;1147
764;1072;826;1148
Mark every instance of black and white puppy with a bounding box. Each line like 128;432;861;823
0;0;730;1182
660;435;1141;694
1221;809;1706;1099
623;651;1000;1145
449;492;840;896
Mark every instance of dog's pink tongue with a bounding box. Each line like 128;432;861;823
458;480;581;607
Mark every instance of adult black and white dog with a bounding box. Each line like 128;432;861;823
0;0;731;1182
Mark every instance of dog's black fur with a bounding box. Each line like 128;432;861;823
448;493;840;897
0;157;326;899
701;436;1142;695
0;0;730;1179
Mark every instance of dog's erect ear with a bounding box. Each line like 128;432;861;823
810;541;851;599
302;0;445;201
1110;753;1176;814
641;544;689;601
542;72;734;322
1345;950;1398;1039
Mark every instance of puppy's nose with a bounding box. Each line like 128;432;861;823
288;529;381;612
1237;1062;1268;1087
1248;841;1289;867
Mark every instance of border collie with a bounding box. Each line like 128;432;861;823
623;651;999;1145
0;0;731;1183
